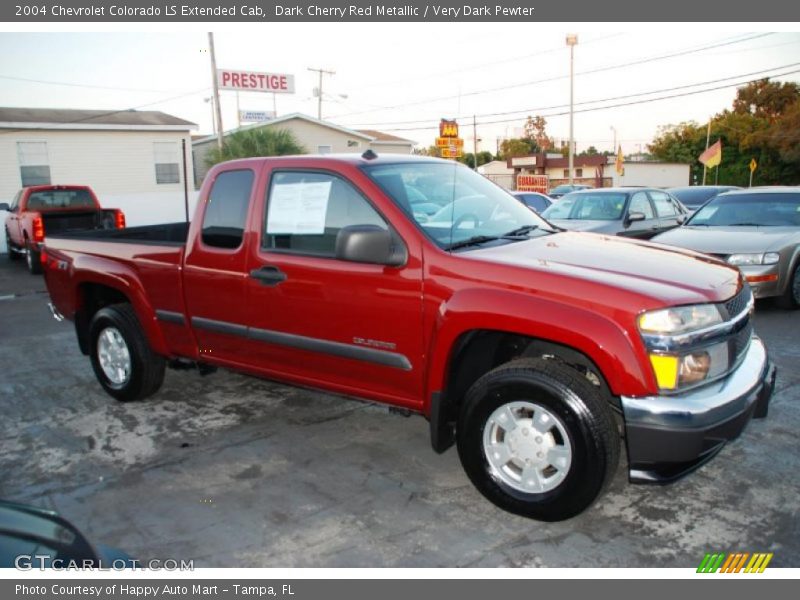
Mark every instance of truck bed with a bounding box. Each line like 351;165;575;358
45;221;189;245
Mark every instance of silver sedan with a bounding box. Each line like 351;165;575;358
652;187;800;308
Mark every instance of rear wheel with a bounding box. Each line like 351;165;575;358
89;303;166;402
775;261;800;310
457;358;619;521
25;242;42;274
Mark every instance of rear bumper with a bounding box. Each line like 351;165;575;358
620;337;776;483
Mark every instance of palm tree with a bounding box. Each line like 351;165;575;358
205;128;306;167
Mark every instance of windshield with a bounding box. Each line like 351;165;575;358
541;192;627;221
26;189;96;211
687;192;800;227
363;161;550;250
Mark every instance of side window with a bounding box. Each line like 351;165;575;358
201;169;254;249
629;192;654;219
264;171;387;257
651;191;678;217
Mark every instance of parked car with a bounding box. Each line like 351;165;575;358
548;184;592;199
42;154;775;521
511;191;552;214
652;187;800;308
0;499;133;569
667;185;740;212
541;187;688;239
2;185;125;274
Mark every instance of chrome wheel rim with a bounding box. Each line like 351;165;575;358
482;401;572;494
97;327;131;385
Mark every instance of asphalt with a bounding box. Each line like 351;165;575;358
0;256;798;567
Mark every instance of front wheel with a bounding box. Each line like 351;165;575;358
89;304;166;402
457;358;619;521
5;230;20;261
775;261;800;310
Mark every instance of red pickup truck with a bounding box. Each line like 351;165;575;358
2;185;125;274
42;154;776;521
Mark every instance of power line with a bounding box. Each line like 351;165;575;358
329;33;773;121
379;68;800;132
0;73;180;94
348;62;800;128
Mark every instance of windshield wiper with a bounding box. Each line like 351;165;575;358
446;235;501;251
728;222;763;226
502;224;540;237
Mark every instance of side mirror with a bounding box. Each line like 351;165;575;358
625;211;646;227
677;214;687;225
0;203;9;211
335;225;407;267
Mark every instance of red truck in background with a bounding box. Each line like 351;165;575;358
41;154;776;521
2;185;125;274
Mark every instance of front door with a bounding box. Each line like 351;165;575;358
621;191;660;239
242;167;425;409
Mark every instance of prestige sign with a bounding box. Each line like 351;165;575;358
217;69;295;94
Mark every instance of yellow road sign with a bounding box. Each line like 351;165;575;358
749;158;757;173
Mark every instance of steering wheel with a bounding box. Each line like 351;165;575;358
453;213;480;230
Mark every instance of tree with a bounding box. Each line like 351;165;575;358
580;146;600;157
523;115;554;152
205;128;306;167
499;138;535;159
732;79;800;122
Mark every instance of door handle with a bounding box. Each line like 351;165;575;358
249;265;287;286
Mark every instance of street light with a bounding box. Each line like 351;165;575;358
566;33;578;186
610;125;617;154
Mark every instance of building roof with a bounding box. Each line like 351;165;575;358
354;129;414;145
192;113;413;146
0;107;197;131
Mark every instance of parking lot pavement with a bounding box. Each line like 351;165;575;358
0;256;798;568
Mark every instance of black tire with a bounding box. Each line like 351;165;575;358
456;357;619;521
89;303;166;402
775;260;800;310
5;230;20;261
25;242;42;274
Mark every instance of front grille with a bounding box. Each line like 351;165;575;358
723;284;752;319
730;320;753;365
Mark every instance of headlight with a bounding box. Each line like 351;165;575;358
727;253;780;266
638;304;723;335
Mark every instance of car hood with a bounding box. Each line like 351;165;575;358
653;226;800;254
464;231;740;305
549;219;619;233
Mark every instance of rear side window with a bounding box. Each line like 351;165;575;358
263;171;387;256
201;169;254;249
650;191;678;217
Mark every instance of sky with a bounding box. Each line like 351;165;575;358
0;24;798;155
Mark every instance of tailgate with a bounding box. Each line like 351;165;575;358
41;210;115;235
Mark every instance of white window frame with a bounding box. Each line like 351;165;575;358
17;140;51;187
154;141;181;185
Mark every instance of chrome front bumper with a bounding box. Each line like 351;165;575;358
620;337;776;483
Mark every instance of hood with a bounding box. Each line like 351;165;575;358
549;219;618;233
653;226;799;254
464;231;740;305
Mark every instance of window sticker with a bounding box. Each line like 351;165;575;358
267;181;332;235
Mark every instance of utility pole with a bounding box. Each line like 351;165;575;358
208;32;224;151
566;34;578;186
308;67;336;119
473;115;478;171
702;117;712;185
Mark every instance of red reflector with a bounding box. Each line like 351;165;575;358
746;274;779;283
40;249;47;264
115;210;126;229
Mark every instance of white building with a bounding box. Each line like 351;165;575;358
0;107;198;250
609;160;690;188
192;113;415;188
